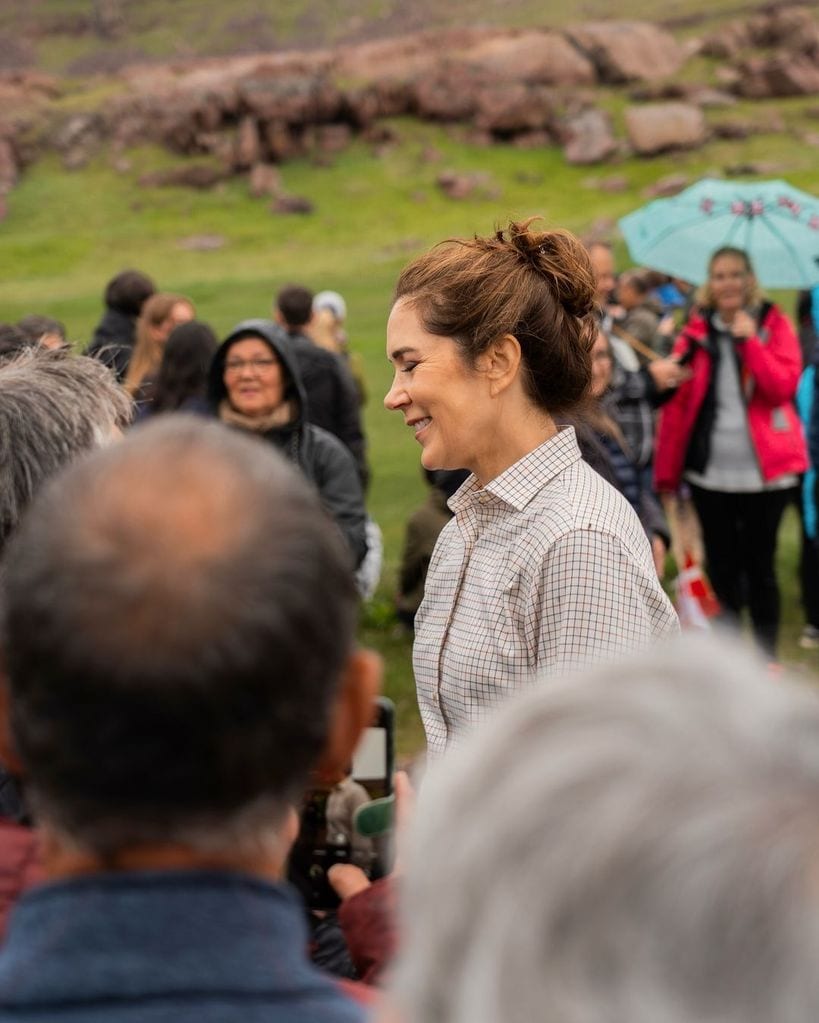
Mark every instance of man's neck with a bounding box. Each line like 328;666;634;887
39;828;291;885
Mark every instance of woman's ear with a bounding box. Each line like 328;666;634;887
313;649;382;785
481;334;522;397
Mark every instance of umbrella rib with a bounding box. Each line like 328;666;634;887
756;213;813;286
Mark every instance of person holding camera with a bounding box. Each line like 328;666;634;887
654;247;807;658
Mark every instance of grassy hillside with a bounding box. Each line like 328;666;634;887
2;106;819;752
0;0;754;75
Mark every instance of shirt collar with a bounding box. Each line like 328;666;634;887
450;426;582;514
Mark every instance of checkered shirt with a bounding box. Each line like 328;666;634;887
413;427;679;755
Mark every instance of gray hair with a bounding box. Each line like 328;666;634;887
0;347;132;555
395;635;819;1023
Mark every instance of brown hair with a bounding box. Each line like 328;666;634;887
394;218;596;414
698;247;763;310
125;292;192;396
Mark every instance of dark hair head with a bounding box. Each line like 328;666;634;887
0;324;30;361
394;219;596;414
277;284;314;329
16;315;67;345
1;417;358;853
617;269;650;296
153;320;218;414
104;270;156;317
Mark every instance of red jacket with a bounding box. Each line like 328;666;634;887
654;303;808;492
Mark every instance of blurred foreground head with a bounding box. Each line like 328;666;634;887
395;636;819;1023
0;348;132;558
0;417;371;857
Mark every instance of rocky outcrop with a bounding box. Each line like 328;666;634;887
3;6;819;198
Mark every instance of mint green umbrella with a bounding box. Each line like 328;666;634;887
619;178;819;288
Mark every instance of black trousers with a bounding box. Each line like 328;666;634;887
689;484;795;658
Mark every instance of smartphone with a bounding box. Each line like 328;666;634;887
288;696;395;910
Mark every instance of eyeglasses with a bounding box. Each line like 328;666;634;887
224;357;278;374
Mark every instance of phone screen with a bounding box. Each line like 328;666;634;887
352;720;391;801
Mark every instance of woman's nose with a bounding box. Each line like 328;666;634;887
384;377;408;410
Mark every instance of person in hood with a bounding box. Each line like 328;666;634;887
209;319;367;568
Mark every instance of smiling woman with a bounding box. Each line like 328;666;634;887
207;319;368;569
385;219;679;755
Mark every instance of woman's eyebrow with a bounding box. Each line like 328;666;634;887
387;346;419;363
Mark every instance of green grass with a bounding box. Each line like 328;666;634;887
3;114;819;755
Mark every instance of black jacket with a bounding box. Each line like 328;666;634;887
85;307;137;382
285;329;369;488
208;320;368;567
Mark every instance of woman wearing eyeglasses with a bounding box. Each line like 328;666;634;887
208;319;367;567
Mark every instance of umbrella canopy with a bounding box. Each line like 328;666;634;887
618;178;819;289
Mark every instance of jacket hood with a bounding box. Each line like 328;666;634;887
207;318;306;418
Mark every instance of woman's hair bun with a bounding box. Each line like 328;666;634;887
501;219;597;320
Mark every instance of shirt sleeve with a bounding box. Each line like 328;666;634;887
533;529;676;672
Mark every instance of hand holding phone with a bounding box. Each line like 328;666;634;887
288;697;395;911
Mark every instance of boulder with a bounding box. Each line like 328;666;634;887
512;130;552;149
712;119;753;140
239;74;342;124
748;6;819;53
562;107;617;165
414;68;480;121
233;115;261;170
139;163;229;189
564;22;686;83
271;193;314;214
460;31;596;85
699;21;751;59
262;120;301;162
53;113;105;156
736;55;819;98
474;82;553;135
642;173;689;198
333;27;491;84
436;169;495;199
689;87;737;108
248;162;283;198
625;102;707;155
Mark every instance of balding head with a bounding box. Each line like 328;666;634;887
0;417;359;854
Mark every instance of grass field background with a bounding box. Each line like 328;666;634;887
3;85;819;752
